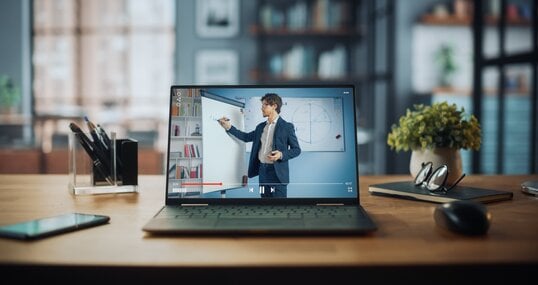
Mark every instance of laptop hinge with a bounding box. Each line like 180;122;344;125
316;203;344;206
180;204;209;206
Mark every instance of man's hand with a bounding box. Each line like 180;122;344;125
267;150;282;162
218;117;231;130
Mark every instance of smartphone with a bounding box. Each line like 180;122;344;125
0;213;110;240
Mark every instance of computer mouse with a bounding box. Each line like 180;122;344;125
434;200;491;236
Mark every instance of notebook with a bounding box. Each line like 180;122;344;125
369;181;513;203
142;85;377;235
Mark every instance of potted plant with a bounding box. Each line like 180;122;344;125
387;101;481;184
0;75;21;114
435;44;458;87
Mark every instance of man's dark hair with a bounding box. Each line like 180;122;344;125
261;93;282;114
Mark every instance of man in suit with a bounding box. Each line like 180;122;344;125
218;93;301;198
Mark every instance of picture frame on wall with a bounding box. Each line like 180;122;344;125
196;0;240;38
195;50;239;84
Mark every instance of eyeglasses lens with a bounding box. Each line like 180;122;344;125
414;163;432;185
426;166;448;191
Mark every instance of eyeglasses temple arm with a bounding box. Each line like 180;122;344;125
447;173;466;191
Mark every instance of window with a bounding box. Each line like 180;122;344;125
33;0;175;152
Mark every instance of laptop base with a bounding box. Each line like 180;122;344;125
143;205;377;235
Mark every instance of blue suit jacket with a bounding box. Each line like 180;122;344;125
227;117;301;184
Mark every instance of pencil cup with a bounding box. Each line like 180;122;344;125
68;132;138;195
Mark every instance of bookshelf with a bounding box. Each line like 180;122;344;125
413;0;535;174
419;14;533;27
251;0;361;83
418;0;533;27
169;89;203;197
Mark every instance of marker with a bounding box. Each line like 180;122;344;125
268;151;280;159
69;122;113;185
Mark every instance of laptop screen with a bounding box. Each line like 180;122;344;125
166;85;358;199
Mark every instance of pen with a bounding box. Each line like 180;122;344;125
69;122;113;185
76;119;111;168
85;116;108;151
96;124;112;148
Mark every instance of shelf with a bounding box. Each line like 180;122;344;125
250;70;357;84
253;0;359;85
171;136;203;140
171;116;201;120
431;86;531;96
250;25;361;37
419;14;532;27
169;178;202;181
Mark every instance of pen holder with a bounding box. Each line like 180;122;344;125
68;132;139;195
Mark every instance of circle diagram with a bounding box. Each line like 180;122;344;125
292;103;332;145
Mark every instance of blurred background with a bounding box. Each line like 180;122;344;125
0;0;536;176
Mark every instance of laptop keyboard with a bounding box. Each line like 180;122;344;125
158;205;358;219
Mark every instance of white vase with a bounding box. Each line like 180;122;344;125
410;148;463;185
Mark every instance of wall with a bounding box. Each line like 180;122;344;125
175;0;257;84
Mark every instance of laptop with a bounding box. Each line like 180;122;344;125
142;85;377;235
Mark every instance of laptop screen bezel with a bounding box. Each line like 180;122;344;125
165;84;361;206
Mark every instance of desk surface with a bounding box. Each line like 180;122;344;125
1;174;537;281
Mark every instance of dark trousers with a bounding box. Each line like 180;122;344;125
259;163;287;198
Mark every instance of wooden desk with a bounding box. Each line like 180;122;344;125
0;174;537;283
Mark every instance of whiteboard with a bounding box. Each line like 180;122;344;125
201;95;246;194
245;97;344;151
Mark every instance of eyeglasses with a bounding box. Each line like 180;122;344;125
414;161;466;194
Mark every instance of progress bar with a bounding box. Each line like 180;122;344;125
181;182;223;186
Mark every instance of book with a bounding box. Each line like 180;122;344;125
168;164;176;179
190;167;197;179
171;104;178;116
184;144;190;157
368;181;513;204
176;165;181;179
190;144;195;158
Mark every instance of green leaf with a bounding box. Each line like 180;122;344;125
386;101;481;152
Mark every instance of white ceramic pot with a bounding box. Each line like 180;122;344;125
410;148;463;185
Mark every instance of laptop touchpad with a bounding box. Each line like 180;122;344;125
216;219;305;229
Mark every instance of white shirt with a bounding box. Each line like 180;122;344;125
258;116;279;164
